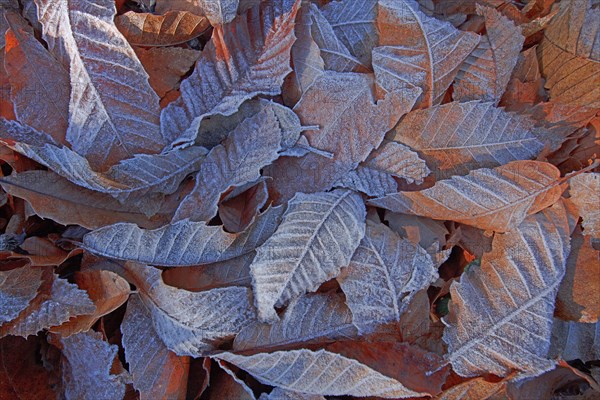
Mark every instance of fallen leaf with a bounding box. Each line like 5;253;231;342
34;0;166;169
453;6;524;103
250;189;366;322
82;205;283;267
338;221;438;334
386;101;544;179
215;348;427;398
443;202;571;378
121;294;190;399
370;160;566;232
569;172;600;238
173;107;282;222
116;11;210;46
123;263;256;356
3;12;69;143
374;0;480;107
160;0;300;146
233;292;357;352
59;331;130;400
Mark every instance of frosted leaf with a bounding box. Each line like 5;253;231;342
216;349;427;398
369;161;565;232
443;202;572;378
387;101;544;179
82;206;284;266
338;221;438;334
250;189;366;321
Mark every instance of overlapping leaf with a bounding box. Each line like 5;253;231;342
320;0;378;67
124;263;256;357
0;266;43;325
216;349;427;398
267;71;421;200
115;11;210;46
537;0;600;108
362;141;430;184
338;221;438;334
443;202;572;378
160;0;300;146
173;107;282;222
1;119;208;206
374;0;479;107
82;205;283;267
250;189;366;322
60;331;130;400
370;160;565;232
0;268;95;338
0;171;171;229
234;293;357;351
334;166;398;197
453;6;524;103
121;294;190;400
283;2;325;106
309;4;369;72
35;0;166;169
3;12;69;143
386;101;544;179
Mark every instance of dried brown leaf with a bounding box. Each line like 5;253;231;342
116;11;210;46
370;160;566;232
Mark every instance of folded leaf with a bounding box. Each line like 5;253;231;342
267;71;421;200
0;268;95;338
374;0;479;107
569;172;599;238
250;189;366;321
83;205;284;266
125;263;256;356
338;221;438;334
216;349;427;398
3;12;69;143
35;0;166;169
0;266;43;325
453;6;524;103
122;294;190;400
369;160;565;232
443;202;572;378
362;141;430;184
174;107;282;222
233;293;357;351
60;331;130;400
160;0;300;146
320;0;378;67
387;101;544;179
115;11;210;46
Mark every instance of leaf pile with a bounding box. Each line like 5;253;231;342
0;0;599;399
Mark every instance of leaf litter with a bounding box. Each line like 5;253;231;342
0;0;599;398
